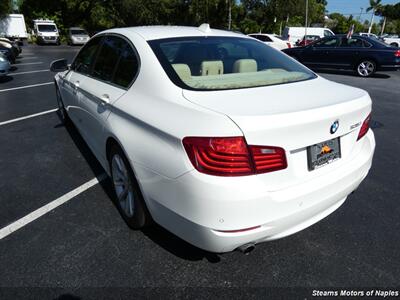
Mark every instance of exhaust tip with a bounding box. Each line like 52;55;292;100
237;243;256;255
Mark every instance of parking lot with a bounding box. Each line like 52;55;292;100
0;45;399;298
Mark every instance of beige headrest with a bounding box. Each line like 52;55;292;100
201;60;224;76
233;59;257;73
172;64;191;81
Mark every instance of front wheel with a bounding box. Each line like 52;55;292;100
356;60;376;77
390;42;399;47
109;146;151;229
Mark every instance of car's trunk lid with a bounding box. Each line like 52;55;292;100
182;76;372;190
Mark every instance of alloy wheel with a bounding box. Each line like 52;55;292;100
111;154;135;217
357;61;375;77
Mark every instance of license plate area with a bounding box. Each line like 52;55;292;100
307;138;341;171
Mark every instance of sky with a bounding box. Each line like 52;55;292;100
326;0;399;22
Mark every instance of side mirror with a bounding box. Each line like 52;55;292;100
50;59;69;72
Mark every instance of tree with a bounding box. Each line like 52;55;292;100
376;3;400;34
18;0;330;37
328;13;365;34
0;0;12;18
366;0;382;34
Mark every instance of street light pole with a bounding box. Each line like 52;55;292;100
305;0;308;37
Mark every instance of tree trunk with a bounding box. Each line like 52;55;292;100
368;10;375;34
380;16;386;35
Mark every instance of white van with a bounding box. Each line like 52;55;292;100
0;14;28;40
283;27;334;44
33;19;60;45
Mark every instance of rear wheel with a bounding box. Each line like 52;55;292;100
109;146;151;229
390;42;399;47
356;60;376;77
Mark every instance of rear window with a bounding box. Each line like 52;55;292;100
71;29;87;35
149;36;315;91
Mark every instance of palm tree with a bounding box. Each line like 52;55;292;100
366;0;382;34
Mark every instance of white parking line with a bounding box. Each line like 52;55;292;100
10;69;50;76
0;174;107;240
0;82;53;93
18;56;38;60
0;108;58;126
15;62;43;66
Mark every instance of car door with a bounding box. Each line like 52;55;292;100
300;37;339;67
334;37;371;69
77;35;140;160
59;36;103;125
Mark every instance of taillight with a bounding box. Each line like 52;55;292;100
249;145;287;174
394;50;400;57
357;113;371;141
182;136;287;176
286;42;292;48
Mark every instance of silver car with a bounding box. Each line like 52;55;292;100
67;27;90;46
0;53;10;77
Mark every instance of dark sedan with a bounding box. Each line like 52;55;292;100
283;34;400;77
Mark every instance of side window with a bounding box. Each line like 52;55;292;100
92;36;125;82
324;30;333;37
254;35;272;42
313;37;338;48
340;38;364;48
113;42;139;88
362;40;372;48
72;37;102;75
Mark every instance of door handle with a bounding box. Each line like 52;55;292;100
73;80;80;89
100;94;110;105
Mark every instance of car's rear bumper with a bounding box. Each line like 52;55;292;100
0;62;10;76
137;131;375;253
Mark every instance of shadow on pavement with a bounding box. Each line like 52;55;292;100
0;76;13;83
58;116;221;263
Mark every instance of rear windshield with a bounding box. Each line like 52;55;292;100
37;25;57;32
149;36;316;91
71;29;87;35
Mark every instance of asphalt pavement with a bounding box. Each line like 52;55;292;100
0;45;399;299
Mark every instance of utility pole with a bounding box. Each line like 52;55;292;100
305;0;309;37
359;7;363;21
227;0;232;30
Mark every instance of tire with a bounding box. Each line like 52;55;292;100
390;42;399;47
109;145;151;229
356;60;376;77
55;86;69;124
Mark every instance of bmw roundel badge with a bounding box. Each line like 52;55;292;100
330;120;339;134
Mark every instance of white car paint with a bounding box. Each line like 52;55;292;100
383;36;400;47
54;25;375;253
282;27;334;44
248;33;291;50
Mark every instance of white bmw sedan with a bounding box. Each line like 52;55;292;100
51;24;375;253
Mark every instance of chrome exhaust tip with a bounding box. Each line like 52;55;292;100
237;243;256;255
